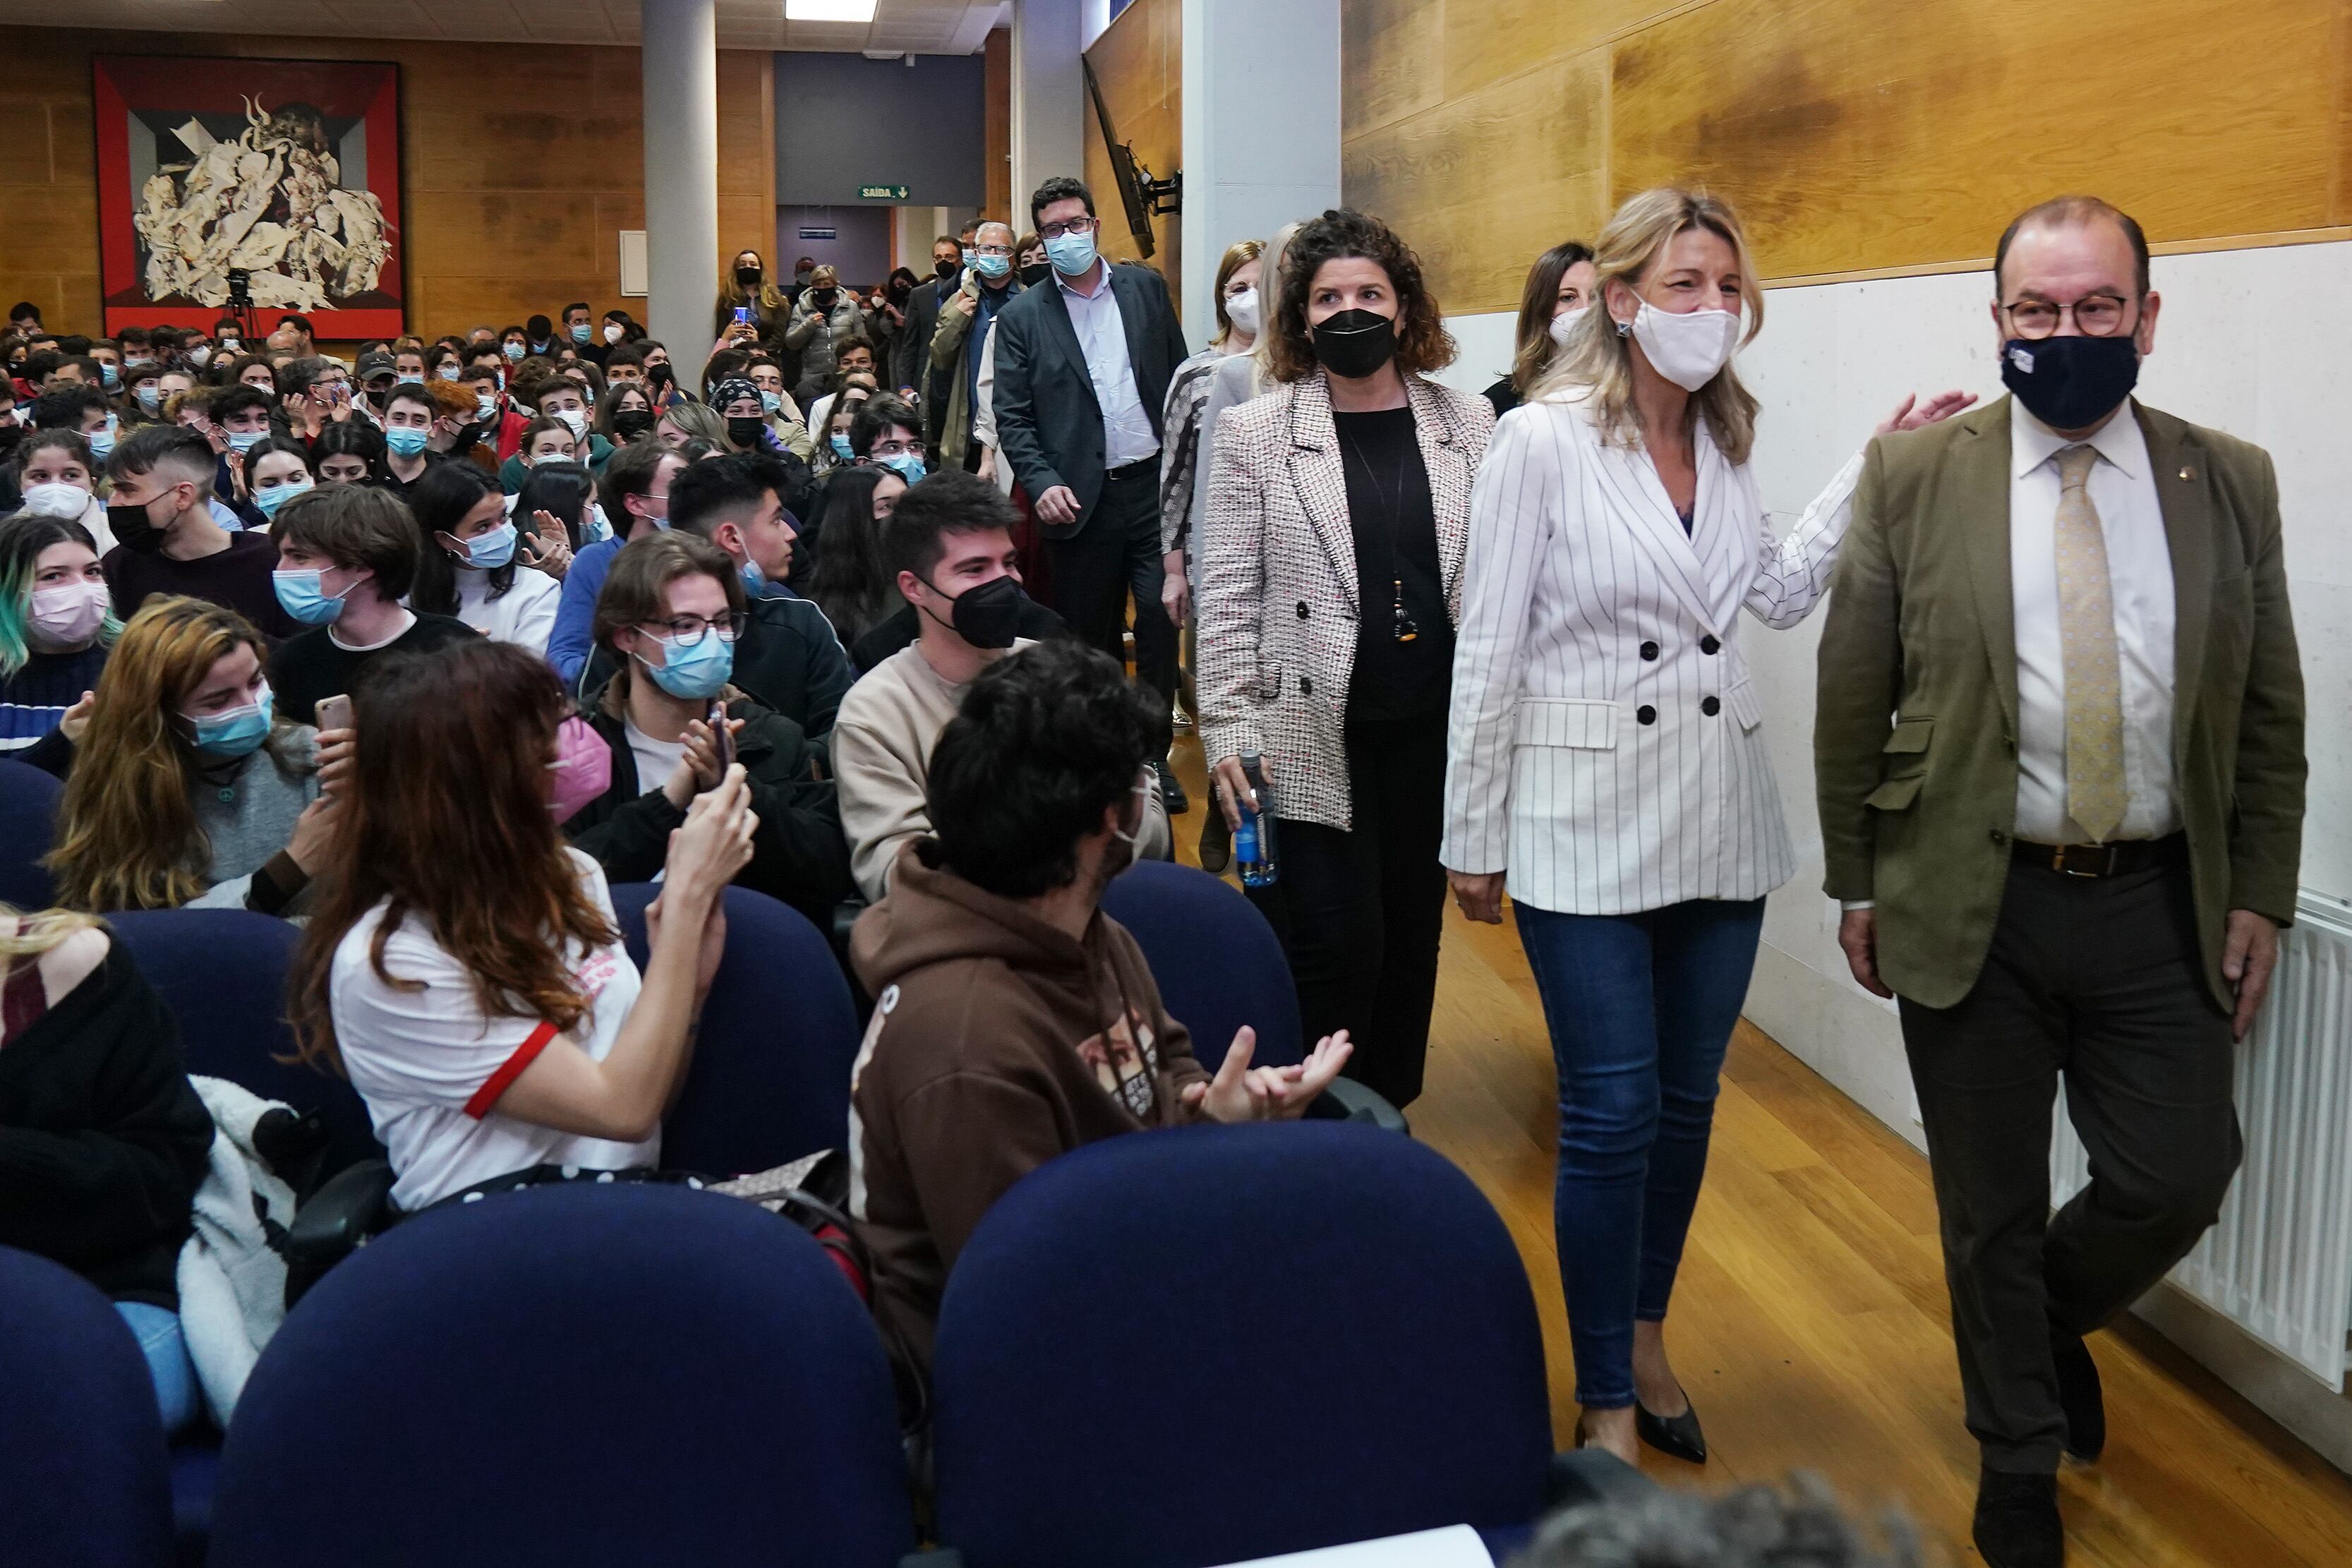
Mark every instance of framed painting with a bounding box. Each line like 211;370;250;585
92;54;405;339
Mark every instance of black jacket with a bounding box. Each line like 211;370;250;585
0;940;215;1307
990;263;1190;539
562;696;854;931
576;589;854;740
889;275;953;402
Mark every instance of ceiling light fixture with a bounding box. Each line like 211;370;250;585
785;0;878;20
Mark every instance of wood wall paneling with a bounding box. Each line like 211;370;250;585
1082;0;1182;316
0;27;771;342
984;27;1013;225
1340;0;2352;315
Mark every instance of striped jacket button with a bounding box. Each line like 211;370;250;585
1700;635;1720;654
1636;705;1658;725
1701;696;1720;716
1639;641;1660;661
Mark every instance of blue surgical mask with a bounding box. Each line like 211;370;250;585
273;567;349;626
226;430;264;454
458;521;518;569
386;426;430;458
1045;229;1098;277
569;323;592;344
188;685;275;757
829;434;853;462
759;390;782;415
637;629;733;699
972;252;1011;281
85;419;117;462
476;392;500;421
135;385;163;414
436;364;460;381
879;452;927;483
100;363;120;390
253;478;313;520
740;555;768;596
502;342;524;361
397;374;424;385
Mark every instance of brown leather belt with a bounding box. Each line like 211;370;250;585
2012;833;2185;878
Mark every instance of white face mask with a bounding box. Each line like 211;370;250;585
1547;306;1588;349
28;581;109;649
1625;302;1741;392
603;323;624;344
22;481;90;519
1225;288;1260;338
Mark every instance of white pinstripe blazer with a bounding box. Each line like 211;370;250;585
1197;370;1494;829
1440;390;1864;915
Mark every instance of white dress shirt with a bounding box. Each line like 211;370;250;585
1057;266;1159;468
2009;397;2179;844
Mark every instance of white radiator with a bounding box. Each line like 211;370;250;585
2051;891;2352;1389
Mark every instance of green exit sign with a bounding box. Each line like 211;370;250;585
858;183;910;200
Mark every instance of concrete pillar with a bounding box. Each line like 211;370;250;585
642;0;720;375
1011;0;1086;229
1179;0;1341;347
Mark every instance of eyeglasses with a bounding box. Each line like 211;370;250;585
2001;293;2135;341
869;436;926;458
1037;215;1096;241
971;245;1013;259
640;613;744;648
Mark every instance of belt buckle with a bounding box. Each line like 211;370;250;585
2054;843;2116;878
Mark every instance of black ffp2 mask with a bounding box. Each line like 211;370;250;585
725;415;766;449
1313;308;1399;381
735;265;762;289
924;572;1024;650
2000;333;2140;433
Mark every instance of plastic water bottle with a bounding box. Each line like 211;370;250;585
1236;752;1279;888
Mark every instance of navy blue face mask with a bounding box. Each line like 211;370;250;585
1999;333;2140;432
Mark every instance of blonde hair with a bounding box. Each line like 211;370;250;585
47;596;282;912
1210;239;1266;349
1244;222;1305;394
0;903;102;960
1531;188;1765;466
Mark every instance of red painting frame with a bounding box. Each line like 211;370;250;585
92;54;406;339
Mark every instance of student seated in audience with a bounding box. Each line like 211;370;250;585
849;639;1349;1370
378;381;450;500
511;459;604;553
833;472;1115;900
46;596;332;914
310;421;385;487
102;426;295;637
407;462;565;657
0;903;215;1435
499;378;613;491
548;439;683;687
799;464;907;652
577;452;852;732
8;427;114;553
564;533;852;929
267;483;477;725
240;435;316;524
0;512;117;761
290;640;754;1214
595;380;658;449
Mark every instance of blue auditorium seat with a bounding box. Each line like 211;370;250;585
0;1246;173;1568
0;757;62;910
608;883;862;1178
209;1181;916;1566
930;1121;1553;1568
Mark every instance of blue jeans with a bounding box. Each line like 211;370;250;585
115;1301;198;1435
1515;896;1765;1409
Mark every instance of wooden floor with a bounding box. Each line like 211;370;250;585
1164;731;2352;1565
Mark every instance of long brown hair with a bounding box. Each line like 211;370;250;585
289;639;617;1075
1507;240;1595;398
47;596;283;912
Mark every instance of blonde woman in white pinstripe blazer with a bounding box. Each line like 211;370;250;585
1196;210;1494;1113
1440;188;1972;1466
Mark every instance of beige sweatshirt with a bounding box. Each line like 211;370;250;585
833;638;1171;903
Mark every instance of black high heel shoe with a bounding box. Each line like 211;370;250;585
1634;1394;1708;1464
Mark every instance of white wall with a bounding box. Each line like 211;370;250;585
1432;240;2352;1145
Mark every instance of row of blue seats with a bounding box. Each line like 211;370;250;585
8;1118;1582;1568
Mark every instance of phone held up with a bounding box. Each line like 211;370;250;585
707;699;734;776
315;693;354;734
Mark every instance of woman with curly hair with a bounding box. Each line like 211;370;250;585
1194;207;1494;1115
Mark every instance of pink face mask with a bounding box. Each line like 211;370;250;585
28;581;109;649
547;716;613;821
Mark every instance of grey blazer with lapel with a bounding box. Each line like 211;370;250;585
989;263;1191;540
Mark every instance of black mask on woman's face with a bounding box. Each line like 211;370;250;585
812;289;838;309
1311;308;1401;380
1018;262;1051;289
725;415;766;448
735;265;761;289
888;280;913;303
612;408;656;440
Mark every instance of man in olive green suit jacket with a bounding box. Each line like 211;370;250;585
1814;198;2303;1568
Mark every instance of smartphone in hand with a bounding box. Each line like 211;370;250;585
707;699;734;776
315;693;354;732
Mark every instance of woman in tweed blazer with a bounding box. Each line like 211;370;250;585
1440;188;1970;1466
1195;210;1494;1111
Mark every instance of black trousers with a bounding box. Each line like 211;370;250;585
1246;710;1449;1109
1898;848;2241;1473
1046;459;1179;709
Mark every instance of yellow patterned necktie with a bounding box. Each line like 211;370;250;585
2054;444;2127;842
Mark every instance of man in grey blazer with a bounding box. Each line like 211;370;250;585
1815;196;2305;1568
990;176;1192;802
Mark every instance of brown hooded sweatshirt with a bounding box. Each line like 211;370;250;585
848;839;1210;1370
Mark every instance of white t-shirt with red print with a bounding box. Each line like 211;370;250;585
332;849;657;1211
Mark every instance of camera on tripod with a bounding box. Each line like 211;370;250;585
226;268;253;308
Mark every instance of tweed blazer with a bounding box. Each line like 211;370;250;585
1195;370;1493;830
1440;390;1864;916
